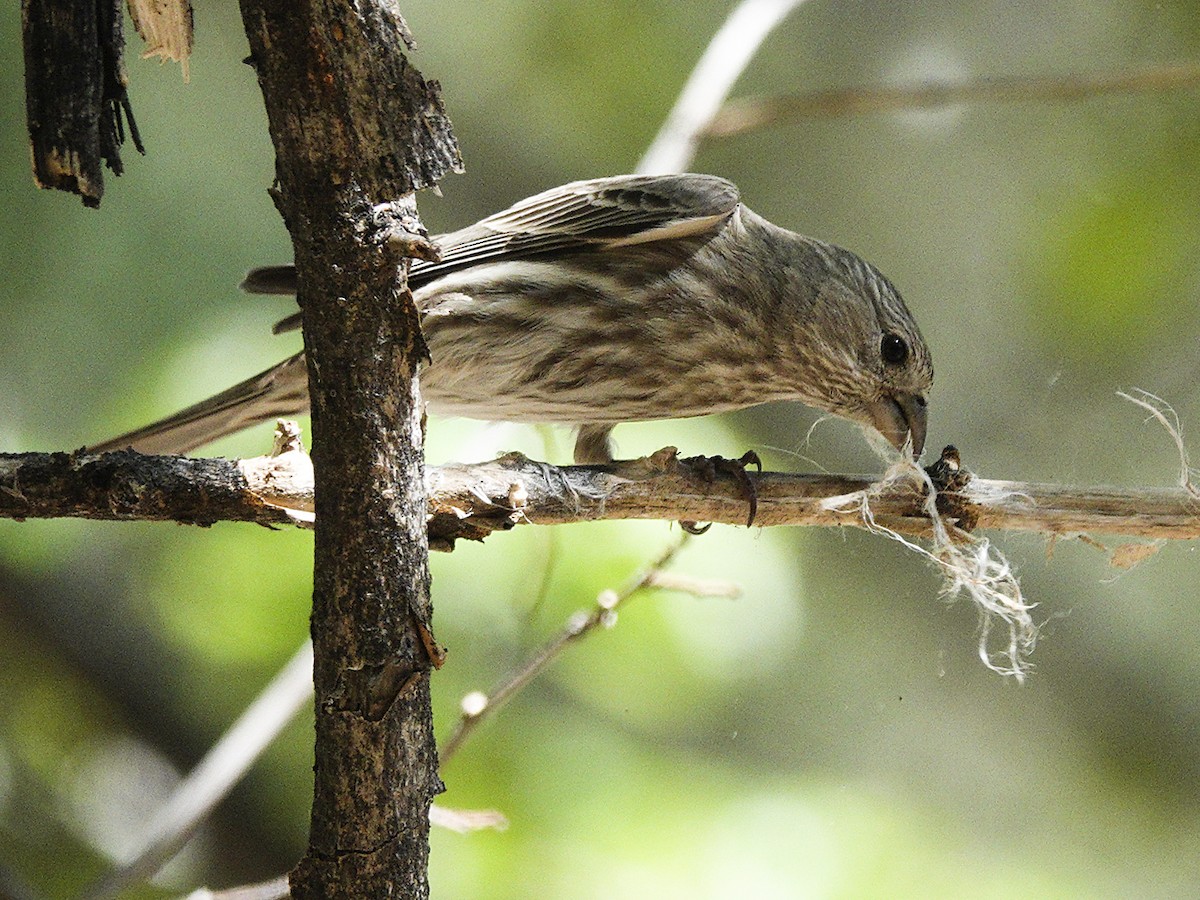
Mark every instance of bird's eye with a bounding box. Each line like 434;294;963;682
881;333;909;366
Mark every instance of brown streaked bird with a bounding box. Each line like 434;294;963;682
93;174;932;462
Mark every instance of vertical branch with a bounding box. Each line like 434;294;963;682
237;1;460;897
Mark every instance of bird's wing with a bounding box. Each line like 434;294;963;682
246;174;741;333
416;173;741;277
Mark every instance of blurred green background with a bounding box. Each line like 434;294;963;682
3;1;1200;897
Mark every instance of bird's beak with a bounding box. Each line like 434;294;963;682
865;392;928;458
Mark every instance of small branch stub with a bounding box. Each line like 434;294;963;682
127;0;194;80
373;199;441;262
237;419;316;524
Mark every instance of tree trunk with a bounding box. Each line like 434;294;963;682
236;1;460;896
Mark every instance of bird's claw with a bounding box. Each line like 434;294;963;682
679;450;763;530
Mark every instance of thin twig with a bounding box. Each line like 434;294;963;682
637;0;810;174
644;569;741;598
439;536;690;763
522;525;562;624
704;61;1200;138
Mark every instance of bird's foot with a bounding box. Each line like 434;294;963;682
679;450;763;531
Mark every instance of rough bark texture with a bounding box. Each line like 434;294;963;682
237;1;460;896
23;0;142;206
0;450;297;526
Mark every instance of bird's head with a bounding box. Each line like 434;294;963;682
786;242;933;457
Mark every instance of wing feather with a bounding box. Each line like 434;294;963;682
248;174;741;334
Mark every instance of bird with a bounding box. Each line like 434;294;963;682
92;173;932;464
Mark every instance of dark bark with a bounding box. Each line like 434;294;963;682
236;1;460;896
22;0;143;206
0;450;296;526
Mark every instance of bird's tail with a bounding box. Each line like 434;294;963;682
239;265;299;296
89;353;310;455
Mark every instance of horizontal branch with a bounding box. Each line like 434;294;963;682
2;445;1198;546
704;61;1200;138
0;449;298;527
426;449;1200;545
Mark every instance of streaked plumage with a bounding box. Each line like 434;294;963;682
93;174;933;462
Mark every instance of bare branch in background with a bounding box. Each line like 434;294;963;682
637;0;810;174
184;875;290;900
84;639;505;896
82;643;315;900
704;61;1200;139
439;537;693;763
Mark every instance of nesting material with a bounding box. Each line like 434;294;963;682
1118;388;1200;496
823;452;1038;681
